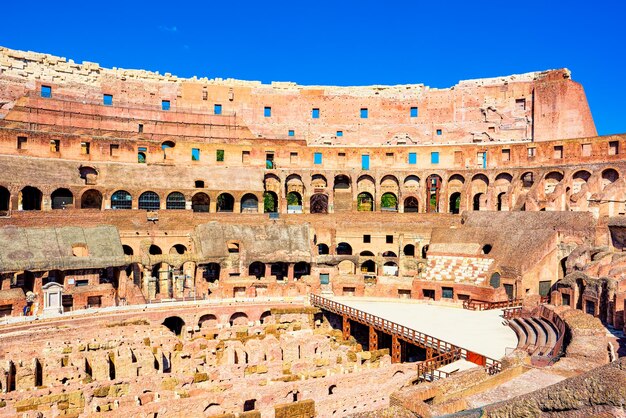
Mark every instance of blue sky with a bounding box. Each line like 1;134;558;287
2;0;625;135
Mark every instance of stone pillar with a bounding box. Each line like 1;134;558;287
287;264;295;281
342;316;351;341
369;326;378;351
264;264;272;279
391;335;401;363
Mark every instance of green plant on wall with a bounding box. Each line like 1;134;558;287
287;192;300;206
381;193;397;208
264;192;276;212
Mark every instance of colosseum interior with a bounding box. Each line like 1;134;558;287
0;46;625;417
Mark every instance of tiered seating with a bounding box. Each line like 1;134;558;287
507;315;561;365
423;255;494;285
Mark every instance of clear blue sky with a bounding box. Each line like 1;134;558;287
2;0;625;135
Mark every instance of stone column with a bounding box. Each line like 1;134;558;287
287;264;295;281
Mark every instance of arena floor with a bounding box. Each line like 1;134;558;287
334;298;518;359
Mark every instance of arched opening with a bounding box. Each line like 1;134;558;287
336;242;353;255
0;186;9;212
79;166;98;184
286;191;303;213
80;189;102;209
20;186;42;210
149;245;162;255
482;244;492;255
426;175;442;212
166;192;186;210
169;244;187;255
227;241;240;253
602;168;619;189
263;191;278;213
317;243;329;255
202;263;221;283
328;385;337;395
51;188;74;209
312;174;328;188
249;261;265;279
473;193;484;211
122;245;134;256
360;251;375;256
334;175;351;190
162;316;185;336
260;311;272;324
522;172;534;188
382;251;397;257
361;260;376;274
271;262;288;281
449;192;461;214
404;196;419;213
404;175;420;190
243;399;256;412
294;262;310;279
198;314;217;328
192;192;210;213
497;192;506;211
139;192;160;211
241;193;259;213
111;190;132;210
229;312;248;326
404;244;415;257
161;140;175;159
489;272;501;288
138;152;146;163
421;245;429;259
544;171;564;194
217;193;234;212
381;192;398;212
338;260;356;275
383;261;398;276
357;192;374;211
310;193;329;214
572;170;591;194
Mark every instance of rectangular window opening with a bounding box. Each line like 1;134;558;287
431;151;440;164
609;141;619;156
314;152;322;165
41;85;51;98
410;107;418;118
110;144;119;156
161;100;171;111
554;145;563;159
138;124;144;133
386;235;393;244
264;106;272;117
436;129;443;136
360;108;368;119
408;152;417;165
527;147;536;158
242;150;250;164
581;143;591;157
336;130;343;137
216;149;224;162
502;149;511;162
516;98;526;110
288;130;295;137
290;152;298;164
214;104;222;115
17;136;27;150
103;94;113;106
81;142;90;155
312;108;320;119
50;139;60;153
266;152;274;169
363;234;371;243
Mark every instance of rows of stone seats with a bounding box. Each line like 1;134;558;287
423;255;493;284
508;316;559;365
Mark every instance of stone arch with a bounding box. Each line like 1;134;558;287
521;171;534;188
192;192;210;212
161;140;175;159
122;245;134;256
166;192;186;210
471;173;489;194
310;193;329;214
260;310;272;324
217;193;235;212
360;251;375;256
263;191;278;213
20;186;42;210
602;168;619;189
169;244;187;255
426;175;442;212
79;166;98;185
336;242;353;255
264;173;281;195
338;260;356;275
357;192;374;211
495;172;513;184
333;174;351;190
51;188;74;209
149;245;162;255
318;243;329;255
138;191;160;211
287;191;303;212
111;190;132;210
361;259;376;274
80;189;102;209
286;174;305;196
229;312;249;326
381;192;398;211
497;192;507;211
572;170;591;194
162;316;185;336
544;171;564;194
241;193;259;213
403;175;420;191
473;193;485;211
404;244;415;257
404;196;419;213
449;192;461;214
198;314;218;328
357;174;375;193
383;261;398;276
380;174;400;194
249;261;265;279
311;174;328;188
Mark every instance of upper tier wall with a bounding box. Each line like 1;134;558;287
0;47;597;145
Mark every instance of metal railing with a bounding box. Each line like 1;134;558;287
310;294;502;378
463;298;524;311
